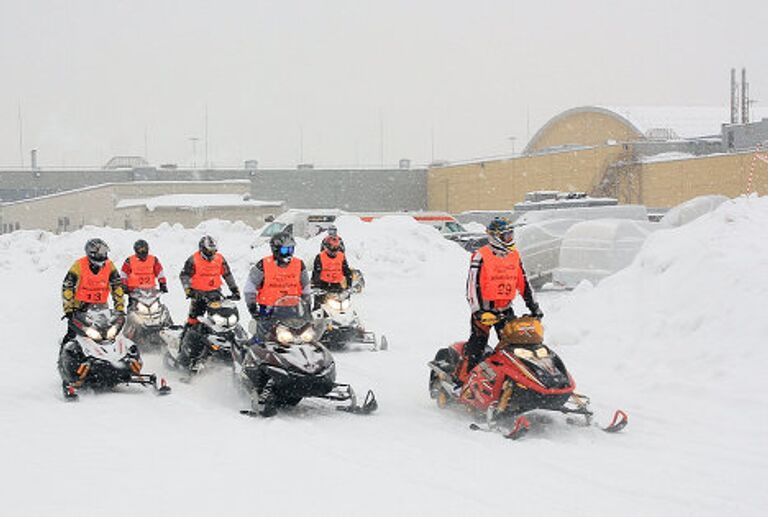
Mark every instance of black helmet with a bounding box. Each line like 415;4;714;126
270;232;295;265
199;235;217;260
133;239;149;260
85;238;109;267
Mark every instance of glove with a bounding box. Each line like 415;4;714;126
528;304;544;319
230;288;241;301
247;303;259;318
159;282;168;293
185;287;192;299
476;311;500;326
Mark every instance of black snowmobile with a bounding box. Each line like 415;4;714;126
164;291;248;376
58;305;171;400
122;288;173;352
233;295;377;417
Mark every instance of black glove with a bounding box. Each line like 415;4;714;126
528;304;544;319
230;288;241;301
159;282;168;293
247;303;259;318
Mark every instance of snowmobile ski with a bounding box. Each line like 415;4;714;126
504;415;531;440
62;383;79;401
602;409;628;433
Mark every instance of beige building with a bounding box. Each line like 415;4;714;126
428;106;768;212
0;180;285;234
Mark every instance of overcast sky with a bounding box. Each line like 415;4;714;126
1;0;766;168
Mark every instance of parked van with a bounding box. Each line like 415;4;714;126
256;209;346;243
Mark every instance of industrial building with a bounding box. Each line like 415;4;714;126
0;181;283;234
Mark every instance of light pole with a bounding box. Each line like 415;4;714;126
508;136;517;156
189;137;200;168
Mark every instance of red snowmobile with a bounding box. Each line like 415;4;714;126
428;316;627;439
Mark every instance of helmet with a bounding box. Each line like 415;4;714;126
321;235;342;257
270;232;296;265
84;238;109;267
327;225;338;237
486;217;515;251
198;235;218;260
133;239;149;260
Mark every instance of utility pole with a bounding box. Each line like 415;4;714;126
508;136;517;155
204;105;209;168
17;101;24;167
379;110;384;167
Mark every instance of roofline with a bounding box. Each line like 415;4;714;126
0;180;251;207
523;106;645;155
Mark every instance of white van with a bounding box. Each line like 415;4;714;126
256;209;347;243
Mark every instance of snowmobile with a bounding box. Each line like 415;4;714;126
233;295;378;417
427;315;627;440
122;288;173;351
164;292;248;376
58;305;171;400
312;289;386;351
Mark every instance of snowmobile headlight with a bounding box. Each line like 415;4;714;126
137;303;150;314
340;299;350;310
513;347;535;360
299;327;316;342
211;314;228;326
106;325;119;340
535;347;549;358
276;326;294;345
149;301;160;313
228;314;238;326
85;327;103;341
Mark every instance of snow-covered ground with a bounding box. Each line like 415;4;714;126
2;198;766;516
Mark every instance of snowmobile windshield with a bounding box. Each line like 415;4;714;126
130;288;160;305
269;295;310;328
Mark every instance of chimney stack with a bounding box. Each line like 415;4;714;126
741;68;750;125
730;68;738;124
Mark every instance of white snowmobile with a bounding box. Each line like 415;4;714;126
234;296;378;417
312;289;386;352
122;288;173;352
58;305;171;400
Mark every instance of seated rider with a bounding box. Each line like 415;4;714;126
244;232;311;342
460;217;543;382
60;239;125;376
120;239;168;303
311;234;353;308
177;235;240;367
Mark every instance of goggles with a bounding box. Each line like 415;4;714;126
279;245;295;256
500;229;515;243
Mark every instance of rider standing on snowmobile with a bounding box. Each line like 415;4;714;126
61;238;125;344
179;235;240;333
244;232;310;339
462;217;543;377
312;234;353;293
120;239;168;295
